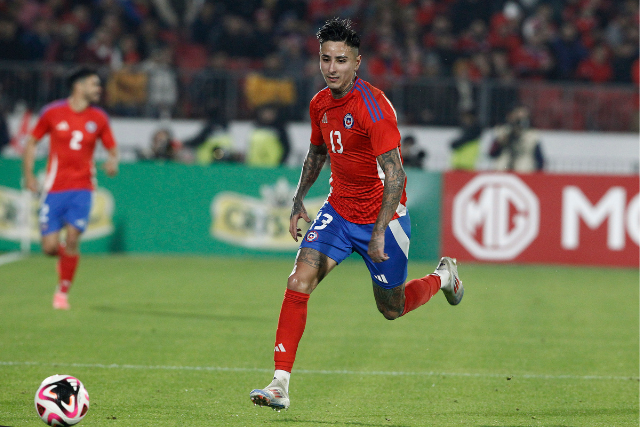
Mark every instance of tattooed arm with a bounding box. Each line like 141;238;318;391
368;148;406;263
289;142;328;241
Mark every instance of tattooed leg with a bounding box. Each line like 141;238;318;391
287;248;338;294
372;282;406;320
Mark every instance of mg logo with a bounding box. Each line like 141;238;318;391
453;174;540;260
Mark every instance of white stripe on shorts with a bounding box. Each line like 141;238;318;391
388;219;410;259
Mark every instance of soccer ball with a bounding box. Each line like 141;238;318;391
34;375;90;426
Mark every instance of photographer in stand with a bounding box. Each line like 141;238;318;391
489;104;544;173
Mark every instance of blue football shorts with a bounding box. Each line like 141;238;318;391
39;190;93;235
300;202;411;289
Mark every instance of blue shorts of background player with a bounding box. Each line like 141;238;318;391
300;202;411;289
39;190;92;235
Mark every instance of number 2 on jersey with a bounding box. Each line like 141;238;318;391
69;130;83;150
329;130;343;154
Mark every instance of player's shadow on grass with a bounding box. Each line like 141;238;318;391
91;304;264;322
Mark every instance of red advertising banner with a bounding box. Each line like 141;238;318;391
442;171;639;267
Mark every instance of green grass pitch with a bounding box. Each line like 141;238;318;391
0;254;638;426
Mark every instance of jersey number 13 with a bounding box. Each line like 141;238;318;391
329;130;343;154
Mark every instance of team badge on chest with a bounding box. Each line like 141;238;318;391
343;113;354;129
85;121;97;133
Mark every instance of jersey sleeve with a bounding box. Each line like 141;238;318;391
309;99;324;146
99;121;117;150
368;93;401;157
30;110;51;140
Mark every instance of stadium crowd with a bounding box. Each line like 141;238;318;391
0;0;637;85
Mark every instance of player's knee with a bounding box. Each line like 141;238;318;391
64;241;79;254
376;304;402;320
42;244;58;257
286;274;314;294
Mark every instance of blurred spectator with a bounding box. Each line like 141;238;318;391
457;19;490;55
489;105;544;173
137;17;167;60
252;8;278;59
450;109;482;170
488;2;522;53
150;0;203;29
105;65;148;116
576;44;613;83
188;52;230;119
549;22;588;80
0;16;26;60
401;135;426;169
21;17;52;61
190;2;222;46
367;39;404;90
448;0;491;35
244;53;296;112
246;104;288;167
277;32;309;79
424;16;458;75
0;105;9;154
140;46;178;118
521;3;556;46
179;104;241;165
632;57;639;132
611;24;639;83
112;34;142;68
84;26;118;67
510;32;554;79
137;128;182;161
215;15;255;59
66;4;95;41
193;131;239;165
46;22;87;64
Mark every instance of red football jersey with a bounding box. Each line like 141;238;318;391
309;77;407;224
30;100;116;192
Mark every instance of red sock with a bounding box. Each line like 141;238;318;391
401;274;441;316
57;245;79;294
274;289;310;372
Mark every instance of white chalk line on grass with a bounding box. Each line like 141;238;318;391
1;361;637;382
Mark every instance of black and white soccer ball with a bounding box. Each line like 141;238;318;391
34;375;90;426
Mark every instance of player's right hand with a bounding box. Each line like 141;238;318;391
25;175;39;193
290;203;311;242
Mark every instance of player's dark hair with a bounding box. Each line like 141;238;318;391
316;17;360;50
66;67;98;91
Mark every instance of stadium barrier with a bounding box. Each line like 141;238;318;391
442;171;639;267
0;61;637;131
0;159;442;260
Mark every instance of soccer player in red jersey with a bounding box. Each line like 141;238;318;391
250;18;464;410
22;67;119;310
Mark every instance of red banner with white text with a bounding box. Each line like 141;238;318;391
442;172;639;267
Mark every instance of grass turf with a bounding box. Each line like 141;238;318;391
0;254;637;426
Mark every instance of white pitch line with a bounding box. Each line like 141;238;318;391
0;252;25;266
0;361;636;382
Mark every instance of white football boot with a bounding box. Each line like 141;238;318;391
250;378;290;411
436;257;464;305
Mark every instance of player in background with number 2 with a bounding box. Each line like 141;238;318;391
22;67;118;310
250;18;464;410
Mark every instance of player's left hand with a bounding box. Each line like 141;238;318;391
103;158;119;176
368;233;389;263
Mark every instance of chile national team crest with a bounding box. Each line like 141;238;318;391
85;121;97;133
343;113;354;129
306;231;319;242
